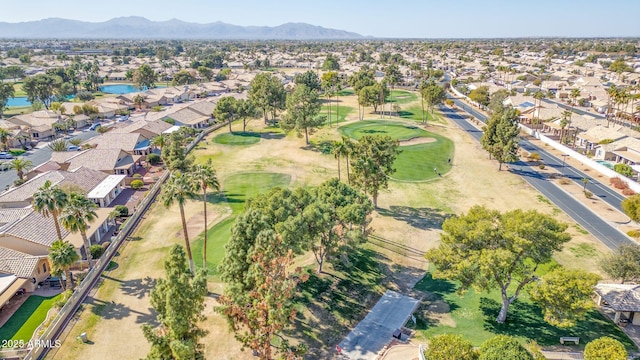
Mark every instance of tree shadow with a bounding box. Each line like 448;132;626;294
368;234;425;262
377;205;451;230
87;297;158;325
120;276;157;299
304;140;333;154
259;132;285;140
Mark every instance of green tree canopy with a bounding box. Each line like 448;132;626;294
350;135;400;207
469;86;490;106
480;107;520;170
172;70;197;86
142;245;208;360
248;72;285;124
583;337;627;360
479;335;532;360
322;53;340;70
294;70;321;92
22;73;62;109
425;334;477;360
214;96;238;133
425;205;571;323
529;269;600;327
133;64;157;89
0;82;15;118
281;83;324;144
235;99;260;132
161;132;193;172
599;244;640;283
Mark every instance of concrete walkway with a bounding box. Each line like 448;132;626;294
338;290;420;360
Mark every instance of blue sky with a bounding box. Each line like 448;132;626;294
2;0;639;38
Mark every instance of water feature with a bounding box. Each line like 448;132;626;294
100;84;142;94
595;160;615;169
6;97;31;107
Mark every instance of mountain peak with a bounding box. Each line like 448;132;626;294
0;17;365;39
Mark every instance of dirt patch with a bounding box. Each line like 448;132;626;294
380;344;421;360
399;137;437;146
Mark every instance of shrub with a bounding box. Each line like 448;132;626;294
133;173;143;179
622;188;636;196
558;178;572;185
115;205;128;217
584;336;626;360
479;335;533;360
598;138;614;144
76;90;95;101
528;152;541;162
101;241;111;250
627;230;640;238
90;244;105;259
163;118;175;125
614;163;634;178
152;105;163;112
130;179;144;190
622;194;640;222
54;289;73;308
584;191;593;198
610;177;629;189
147;153;161;165
538;164;545;169
426;334;478;360
9;149;26;156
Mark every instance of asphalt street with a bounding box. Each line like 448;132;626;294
451;98;625;212
0;130;97;190
442;103;633;250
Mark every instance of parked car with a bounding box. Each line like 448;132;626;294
0;152;14;159
89;123;102;131
66;145;82;151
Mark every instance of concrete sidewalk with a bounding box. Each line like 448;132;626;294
338;290;420;360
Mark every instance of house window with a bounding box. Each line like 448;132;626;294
33;133;39;138
43;263;47;273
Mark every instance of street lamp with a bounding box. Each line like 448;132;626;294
560;154;570;175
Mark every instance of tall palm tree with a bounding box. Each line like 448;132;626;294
9;158;33;181
331;140;345;180
161;171;197;272
49;239;79;290
191;161;219;268
0;128;12;151
532;91;545;129
341;136;353;184
33;180;68;240
61;193;98;269
569;88;581;121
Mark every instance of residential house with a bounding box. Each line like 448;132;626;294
0;247;50;309
58;149;143;176
6;110;62;141
84;132;153;155
112;119;173;140
576;125;627;153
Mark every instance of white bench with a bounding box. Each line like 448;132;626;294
560;337;579;345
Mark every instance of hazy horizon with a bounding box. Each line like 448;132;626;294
1;0;639;38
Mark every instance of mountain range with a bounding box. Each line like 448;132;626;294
0;17;365;40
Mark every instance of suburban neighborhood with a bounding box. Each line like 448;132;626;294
0;4;639;360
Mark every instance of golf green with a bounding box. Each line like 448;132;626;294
339;120;454;181
213;132;261;145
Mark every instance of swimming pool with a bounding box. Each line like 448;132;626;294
100;84;142;94
6;97;30;107
595;160;615;169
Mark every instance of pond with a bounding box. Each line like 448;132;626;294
100;84;142;94
6;97;31;107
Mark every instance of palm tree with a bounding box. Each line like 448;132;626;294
133;94;145;110
532;91;545;129
331;140;345;180
9;158;33;181
33;180;68;240
49;239;79;290
0;128;12;151
341;136;353;184
191;161;219;268
161;171;197;272
61;193;98;269
151;134;168;150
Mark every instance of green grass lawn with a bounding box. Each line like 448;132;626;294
386;90;418;104
0;294;62;345
339;120;429;141
12;82;26;97
394;142;453;181
399;105;446;124
191;172;291;277
339;120;454;181
337;89;354;96
411;271;635;351
213;132;261;145
3;105;31;117
319;105;353;126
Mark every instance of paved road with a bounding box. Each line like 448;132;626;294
449;96;626;213
0;130;97;190
442;104;633;250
